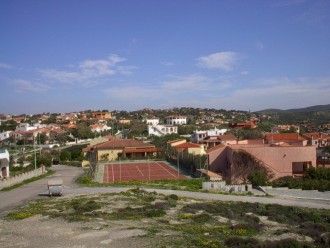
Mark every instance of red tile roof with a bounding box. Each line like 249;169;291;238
265;133;307;141
123;147;163;153
95;139;154;149
174;142;202;148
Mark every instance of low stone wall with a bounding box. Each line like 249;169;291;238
0;166;46;190
202;181;252;193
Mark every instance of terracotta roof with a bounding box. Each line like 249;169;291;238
123;147;163;153
205;144;226;153
202;134;237;141
90;124;105;129
302;133;330;139
265;133;307;141
167;139;186;144
96;139;154;149
174;142;202;148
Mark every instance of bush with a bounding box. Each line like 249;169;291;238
224;236;259;247
247;172;268;187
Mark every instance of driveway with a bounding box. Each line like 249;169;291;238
0;165;83;217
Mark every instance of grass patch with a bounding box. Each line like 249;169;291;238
1;170;55;192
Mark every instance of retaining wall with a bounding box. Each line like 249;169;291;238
202;181;252;193
0;166;46;190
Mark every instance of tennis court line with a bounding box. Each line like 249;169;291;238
157;162;178;178
136;165;144;176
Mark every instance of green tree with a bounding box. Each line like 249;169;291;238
247;172;268;187
60;151;71;161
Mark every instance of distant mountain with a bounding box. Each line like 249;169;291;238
257;104;330;114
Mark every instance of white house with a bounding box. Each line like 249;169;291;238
0;149;10;178
191;127;228;143
148;125;178;137
90;124;112;133
145;119;159;125
165;116;187;125
0;131;12;141
15;123;38;132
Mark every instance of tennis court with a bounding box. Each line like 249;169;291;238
102;161;186;182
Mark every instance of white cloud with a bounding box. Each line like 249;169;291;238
103;74;233;109
161;74;210;90
161;61;175;66
39;54;135;86
0;63;12;69
9;79;51;92
241;71;249;75
104;86;160;99
197;51;239;71
255;42;264;51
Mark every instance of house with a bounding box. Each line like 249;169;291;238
229;121;257;129
148;125;178;137
173;142;205;156
302;133;330;148
191;127;228;143
84;138;162;163
271;125;300;134
165;115;187;125
90;124;111;133
145;119;159;125
118;119;131;125
0;149;10;178
198;134;237;150
91;111;112;120
206;143;316;184
264;133;308;146
0;131;12;141
15;123;37;132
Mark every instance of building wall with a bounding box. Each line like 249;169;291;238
239;146;316;179
207;146;228;173
97;148;123;162
146;119;159;125
187;147;205;156
207;144;317;181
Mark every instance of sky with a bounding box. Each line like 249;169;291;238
0;0;329;114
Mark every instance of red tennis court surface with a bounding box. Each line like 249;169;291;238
103;161;186;182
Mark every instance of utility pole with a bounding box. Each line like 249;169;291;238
33;134;37;174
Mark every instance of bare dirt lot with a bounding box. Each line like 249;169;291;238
1;188;329;248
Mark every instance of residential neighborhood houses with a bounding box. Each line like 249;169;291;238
0;107;330;186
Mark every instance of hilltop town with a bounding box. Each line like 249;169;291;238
1;105;330;185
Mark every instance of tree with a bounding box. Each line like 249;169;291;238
60;151;71;161
75;124;95;139
247;172;268;187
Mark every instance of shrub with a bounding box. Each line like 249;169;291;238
247;172;268;187
191;213;212;223
224;236;259;247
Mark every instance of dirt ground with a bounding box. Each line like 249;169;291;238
0;190;326;248
0;215;152;248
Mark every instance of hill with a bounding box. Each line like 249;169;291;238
258;104;330;114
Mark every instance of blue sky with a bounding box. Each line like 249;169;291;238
0;0;329;114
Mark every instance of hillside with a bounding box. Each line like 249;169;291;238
258;104;330;114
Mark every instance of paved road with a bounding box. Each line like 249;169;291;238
0;165;83;217
1;164;330;218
